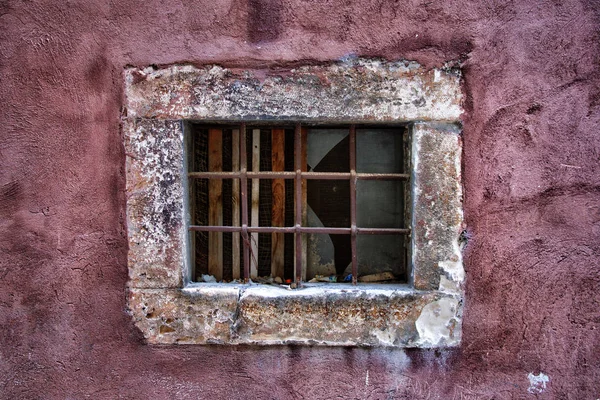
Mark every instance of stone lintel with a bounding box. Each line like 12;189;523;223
125;60;462;122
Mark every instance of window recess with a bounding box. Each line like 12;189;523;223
187;123;411;285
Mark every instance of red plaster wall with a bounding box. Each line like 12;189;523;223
1;0;599;398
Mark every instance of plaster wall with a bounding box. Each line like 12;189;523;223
1;0;599;398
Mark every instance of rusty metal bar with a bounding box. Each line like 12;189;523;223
349;125;358;285
240;123;250;282
190;225;243;233
189;171;244;179
356;228;411;235
301;227;349;234
356;173;409;180
189;225;410;235
189;171;409;180
294;123;302;285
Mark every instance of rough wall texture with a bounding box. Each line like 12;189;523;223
0;0;599;398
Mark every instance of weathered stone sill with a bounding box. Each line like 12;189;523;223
129;283;461;347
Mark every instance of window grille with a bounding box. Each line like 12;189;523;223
187;123;411;285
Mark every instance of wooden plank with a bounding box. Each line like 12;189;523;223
271;128;285;279
301;127;308;281
251;128;260;279
231;129;241;280
208;128;223;281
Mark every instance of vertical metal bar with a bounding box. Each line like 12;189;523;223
349;125;358;285
294;123;302;286
231;129;241;280
300;127;308;282
208;128;223;281
240;123;250;282
250;129;260;279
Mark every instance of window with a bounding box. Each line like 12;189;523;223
125;60;465;347
186;124;409;285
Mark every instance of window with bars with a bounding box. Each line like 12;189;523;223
125;60;465;347
187;123;410;285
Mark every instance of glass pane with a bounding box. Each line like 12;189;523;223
307;180;350;228
357;235;406;282
306;233;351;280
356;180;404;228
307;128;349;172
356;128;404;173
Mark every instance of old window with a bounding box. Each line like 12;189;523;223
124;60;465;347
187;124;409;285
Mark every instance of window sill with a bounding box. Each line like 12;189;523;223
129;282;462;347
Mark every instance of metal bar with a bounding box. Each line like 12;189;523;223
294;123;302;285
231;129;241;280
208;128;223;281
250;129;260;279
240;123;250;282
190;225;244;233
301;126;308;282
189;225;411;235
188;171;244;179
356;228;411;235
301;227;349;234
349;125;358;285
188;171;409;180
253;171;293;178
356;173;410;180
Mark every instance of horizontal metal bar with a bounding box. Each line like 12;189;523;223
188;172;243;179
356;228;411;235
356;173;409;180
300;227;351;234
189;225;410;235
189;225;242;233
188;171;409;180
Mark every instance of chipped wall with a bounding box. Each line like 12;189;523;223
1;0;599;398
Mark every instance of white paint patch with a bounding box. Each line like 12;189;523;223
438;239;465;282
365;370;369;387
373;328;397;346
415;297;459;346
527;372;549;394
438;260;464;282
438;275;460;294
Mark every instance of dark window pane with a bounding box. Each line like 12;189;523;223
356;128;404;174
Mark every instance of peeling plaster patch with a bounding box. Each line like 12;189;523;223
438;275;460;294
438;241;465;282
527;372;550;394
415;297;460;346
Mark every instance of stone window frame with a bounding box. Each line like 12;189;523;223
124;59;465;347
